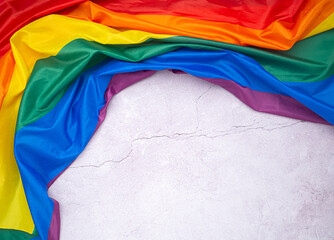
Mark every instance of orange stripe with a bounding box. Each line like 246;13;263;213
65;0;334;50
0;50;14;109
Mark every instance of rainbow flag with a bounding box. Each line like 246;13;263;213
0;0;333;239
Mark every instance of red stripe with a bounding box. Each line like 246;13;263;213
97;0;305;29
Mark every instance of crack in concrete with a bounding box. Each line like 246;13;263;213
191;120;303;139
132;85;214;142
192;120;304;139
195;86;213;132
70;120;303;169
68;83;304;170
69;149;133;169
133;120;304;141
69;88;214;170
69;120;303;169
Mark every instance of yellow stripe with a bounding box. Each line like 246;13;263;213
0;14;173;233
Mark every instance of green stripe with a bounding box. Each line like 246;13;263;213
0;228;38;240
168;31;334;83
16;30;334;131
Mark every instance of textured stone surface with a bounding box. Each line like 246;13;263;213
48;70;334;240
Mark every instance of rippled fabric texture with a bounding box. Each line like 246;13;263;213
0;1;333;239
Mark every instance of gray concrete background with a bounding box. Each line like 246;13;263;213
49;70;334;240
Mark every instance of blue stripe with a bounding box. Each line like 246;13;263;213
15;60;113;240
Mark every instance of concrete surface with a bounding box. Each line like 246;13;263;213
48;70;334;240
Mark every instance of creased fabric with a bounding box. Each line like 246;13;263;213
0;1;333;239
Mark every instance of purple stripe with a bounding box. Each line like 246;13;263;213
46;69;329;239
47;199;60;240
200;77;329;124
